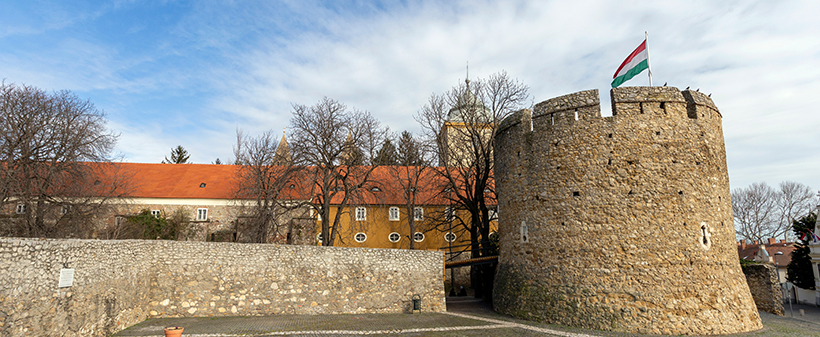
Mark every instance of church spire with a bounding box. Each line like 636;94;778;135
272;129;292;165
466;61;470;86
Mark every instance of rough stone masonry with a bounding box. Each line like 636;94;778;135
492;86;762;335
0;238;445;336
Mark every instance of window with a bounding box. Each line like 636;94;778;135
445;207;454;221
444;232;457;242
15;204;25;214
388;232;401;243
389;207;400;221
370;186;381;192
413;207;424;221
354;232;367;243
520;221;528;243
355;207;367;221
489;209;498;221
316;233;323;242
151;210;161;218
413;232;425;242
196;208;208;221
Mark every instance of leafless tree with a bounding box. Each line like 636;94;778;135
775;181;816;238
0;82;122;238
382;131;437;249
233;129;302;243
732;181;817;242
289;97;387;246
415;71;530;299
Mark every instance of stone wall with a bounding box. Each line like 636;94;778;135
742;263;784;315
492;86;761;335
0;237;445;336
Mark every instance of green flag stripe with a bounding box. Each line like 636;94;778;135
611;59;649;88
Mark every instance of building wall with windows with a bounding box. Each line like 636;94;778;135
314;204;475;251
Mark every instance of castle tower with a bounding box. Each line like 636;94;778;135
437;79;494;167
492;86;761;335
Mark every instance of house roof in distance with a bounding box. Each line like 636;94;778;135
737;239;795;266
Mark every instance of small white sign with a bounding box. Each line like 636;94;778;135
58;269;74;288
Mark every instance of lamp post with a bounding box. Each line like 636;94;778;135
775;251;793;317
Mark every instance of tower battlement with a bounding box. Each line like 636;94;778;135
498;87;721;137
492;86;761;335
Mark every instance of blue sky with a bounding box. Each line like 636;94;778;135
1;0;819;192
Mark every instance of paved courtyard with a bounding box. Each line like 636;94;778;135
115;298;820;337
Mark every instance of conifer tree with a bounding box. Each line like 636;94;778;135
787;212;816;289
163;145;190;164
397;131;423;166
373;139;398;166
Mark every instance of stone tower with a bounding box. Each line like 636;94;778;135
492;86;761;335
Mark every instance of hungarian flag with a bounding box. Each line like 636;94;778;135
612;39;650;88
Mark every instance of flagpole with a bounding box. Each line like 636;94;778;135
646;31;653;87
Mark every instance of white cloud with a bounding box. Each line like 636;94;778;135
2;0;819;190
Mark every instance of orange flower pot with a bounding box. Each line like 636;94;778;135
164;326;184;337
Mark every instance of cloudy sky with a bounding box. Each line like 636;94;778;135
1;0;818;192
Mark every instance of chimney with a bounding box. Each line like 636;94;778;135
753;240;759;245
780;239;786;244
741;241;747;250
768;238;776;245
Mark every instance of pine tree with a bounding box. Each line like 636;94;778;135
397;131;423;166
163;145;190;164
786;212;816;289
373;139;398;165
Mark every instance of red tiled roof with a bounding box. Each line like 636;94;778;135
314;165;496;206
737;240;795;266
85;163;495;206
123;163;240;199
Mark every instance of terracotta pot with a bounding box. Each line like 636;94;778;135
164;326;184;337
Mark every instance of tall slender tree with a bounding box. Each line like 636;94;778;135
416;71;530;299
384;131;434;249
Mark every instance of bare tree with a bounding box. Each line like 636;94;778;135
775;181;816;239
383;131;436;249
289;97;387;246
732;181;817;242
233;129;301;243
732;182;778;242
0;82;121;237
415;71;530;299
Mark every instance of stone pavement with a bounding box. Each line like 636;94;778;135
114;298;820;337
